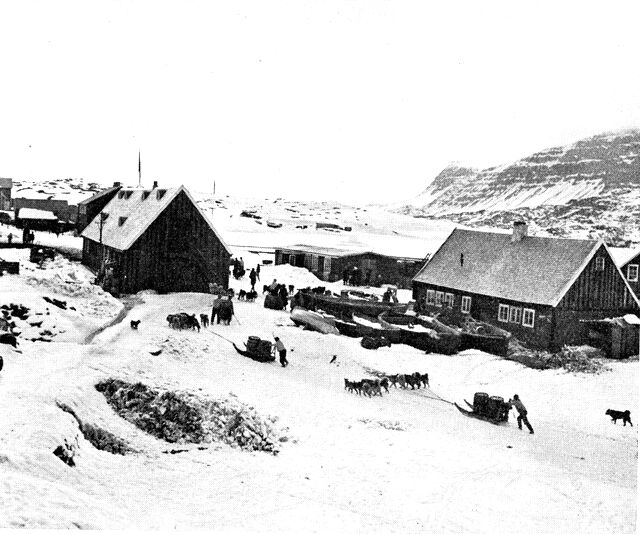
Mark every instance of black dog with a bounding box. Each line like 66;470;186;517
288;284;295;295
245;290;258;302
238;289;247;300
199;314;209;328
130;320;141;330
606;409;633;426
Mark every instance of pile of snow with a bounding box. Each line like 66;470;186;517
95;378;287;454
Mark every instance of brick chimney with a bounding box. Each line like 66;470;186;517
511;221;528;242
152;181;158;189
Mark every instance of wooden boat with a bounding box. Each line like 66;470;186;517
290;307;340;335
419;309;511;358
378;311;461;355
298;291;408;319
331;313;402;342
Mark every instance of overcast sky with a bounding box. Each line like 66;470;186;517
1;1;638;203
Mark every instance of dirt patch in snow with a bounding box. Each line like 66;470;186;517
507;342;610;373
95;379;287;454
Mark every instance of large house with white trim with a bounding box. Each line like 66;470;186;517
412;222;640;350
81;185;231;294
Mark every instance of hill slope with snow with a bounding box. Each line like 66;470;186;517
393;130;640;243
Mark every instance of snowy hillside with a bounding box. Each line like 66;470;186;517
392;130;640;244
0;255;636;532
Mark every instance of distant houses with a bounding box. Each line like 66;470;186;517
15;208;59;232
412;222;640;351
274;244;426;289
13;197;77;225
81;185;231;294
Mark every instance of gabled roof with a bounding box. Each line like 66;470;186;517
81;186;231;254
413;228;608;306
0;178;12;189
78;185;122;206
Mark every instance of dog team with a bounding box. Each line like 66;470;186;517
344;372;430;397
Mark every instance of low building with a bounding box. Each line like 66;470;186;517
76;182;123;232
81;185;231;294
274;244;426;289
412;222;640;351
15;208;59;232
0;178;12;211
13;197;77;224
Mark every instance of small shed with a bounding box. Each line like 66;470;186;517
582;315;640;359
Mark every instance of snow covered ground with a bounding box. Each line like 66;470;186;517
0;258;636;532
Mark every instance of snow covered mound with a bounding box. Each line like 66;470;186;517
96;378;287;454
393;130;640;244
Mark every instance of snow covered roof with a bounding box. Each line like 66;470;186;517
17;208;58;220
0;177;12;188
610;246;640;268
413;228;607;306
278;243;427;262
77;185;122;206
81;186;231;254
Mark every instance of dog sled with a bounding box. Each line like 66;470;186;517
455;392;510;425
233;336;275;363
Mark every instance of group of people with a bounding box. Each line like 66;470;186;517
342;266;384;287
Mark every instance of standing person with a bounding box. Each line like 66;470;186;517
256;264;261;280
509;394;534;434
273;336;288;367
211;295;222;325
249;268;257;291
7;233;12;244
342;268;350;286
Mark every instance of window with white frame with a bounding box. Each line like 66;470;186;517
498;304;509;322
435;291;444;307
461;296;471;314
523;308;535;328
445;293;454;307
509;306;522;324
595;257;605;271
426;290;435;305
628;264;639;282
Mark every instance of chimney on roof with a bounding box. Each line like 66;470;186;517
152;181;158;189
113;181;121;187
511;221;528;243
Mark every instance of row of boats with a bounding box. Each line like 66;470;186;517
290;290;511;357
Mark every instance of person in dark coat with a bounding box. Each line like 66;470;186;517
211;295;222;325
342;268;350;286
273;336;288;367
277;284;289;310
509;394;534;434
249;268;257;290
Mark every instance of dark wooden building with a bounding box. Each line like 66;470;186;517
412;222;640;351
76;182;122;232
15;208;59;232
274;244;426;289
81;185;231;294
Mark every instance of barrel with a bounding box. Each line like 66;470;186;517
473;392;489;415
246;336;260;351
488;396;505;419
258;340;272;357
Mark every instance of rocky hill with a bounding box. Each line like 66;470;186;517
394;130;640;245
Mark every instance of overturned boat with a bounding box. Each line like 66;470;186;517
378;311;461;355
290;307;340;335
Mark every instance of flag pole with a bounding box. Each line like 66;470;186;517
138;151;141;187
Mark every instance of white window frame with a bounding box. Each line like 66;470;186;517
595;257;605;271
445;293;454;308
509;306;522;324
498;304;509;322
627;264;639;282
426;290;435;305
461;296;471;314
435;291;444;307
523;308;535;328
